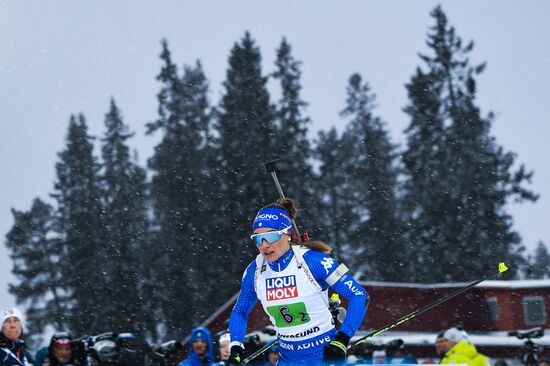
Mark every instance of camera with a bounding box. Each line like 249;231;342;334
508;327;544;340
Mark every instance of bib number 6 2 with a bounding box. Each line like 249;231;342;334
267;302;311;328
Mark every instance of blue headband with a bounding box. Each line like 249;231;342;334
253;207;292;232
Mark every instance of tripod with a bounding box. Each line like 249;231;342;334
508;327;544;366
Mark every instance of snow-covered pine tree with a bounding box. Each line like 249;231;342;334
5;198;66;336
402;6;537;281
147;40;215;336
100;99;154;336
525;242;550;279
340;74;407;281
52;114;107;334
272;38;316;213
314;127;357;261
215;32;278;289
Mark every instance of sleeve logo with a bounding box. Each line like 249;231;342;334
321;257;335;274
344;279;364;296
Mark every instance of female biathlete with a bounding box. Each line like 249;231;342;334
227;199;368;365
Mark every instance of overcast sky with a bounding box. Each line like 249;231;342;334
1;1;549;313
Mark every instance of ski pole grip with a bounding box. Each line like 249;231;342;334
265;160;279;174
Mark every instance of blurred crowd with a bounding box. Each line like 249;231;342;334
0;306;542;366
0;307;276;366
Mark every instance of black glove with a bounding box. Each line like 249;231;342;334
201;355;215;365
226;345;245;365
323;332;350;360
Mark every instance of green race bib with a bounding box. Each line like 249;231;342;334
267;302;311;328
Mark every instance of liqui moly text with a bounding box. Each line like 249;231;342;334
266;275;298;301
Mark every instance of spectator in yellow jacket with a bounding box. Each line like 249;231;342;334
438;328;490;366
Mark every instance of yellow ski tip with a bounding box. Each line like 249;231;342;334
499;262;508;273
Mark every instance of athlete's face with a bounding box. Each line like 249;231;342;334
254;228;291;263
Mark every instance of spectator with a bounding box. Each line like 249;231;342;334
434;332;446;360
48;332;76;366
0;307;30;366
388;345;418;364
390;352;418;364
217;333;230;361
179;327;216;366
438;327;489;366
264;344;279;366
420;359;436;365
538;360;550;366
370;349;418;365
373;350;388;364
34;347;51;366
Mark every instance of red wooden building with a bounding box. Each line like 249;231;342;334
201;279;550;360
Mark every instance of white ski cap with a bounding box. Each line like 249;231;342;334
373;350;387;364
1;307;25;330
219;333;230;344
443;327;468;343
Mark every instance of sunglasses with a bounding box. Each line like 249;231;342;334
250;226;291;245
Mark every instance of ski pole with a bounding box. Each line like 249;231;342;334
244;262;508;363
243;338;278;364
350;262;509;348
264;160;301;240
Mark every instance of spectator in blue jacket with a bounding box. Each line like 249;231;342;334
34;347;50;366
265;344;279;366
178;327;216;366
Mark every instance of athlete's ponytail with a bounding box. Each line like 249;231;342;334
272;198;332;255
